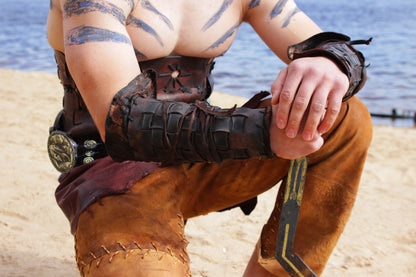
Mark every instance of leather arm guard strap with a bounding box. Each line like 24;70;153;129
288;32;371;101
105;74;274;164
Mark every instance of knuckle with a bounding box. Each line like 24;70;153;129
289;60;304;72
280;90;291;102
277;111;288;120
308;66;321;77
321;72;333;83
335;74;349;88
276;107;288;117
307;120;317;129
311;102;325;113
327;106;340;117
293;96;307;110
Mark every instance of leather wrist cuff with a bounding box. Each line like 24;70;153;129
105;75;274;164
287;32;371;101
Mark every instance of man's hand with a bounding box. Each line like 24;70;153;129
271;57;349;142
269;105;324;160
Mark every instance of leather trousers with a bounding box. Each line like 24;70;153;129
74;96;372;276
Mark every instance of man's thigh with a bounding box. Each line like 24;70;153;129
179;157;290;219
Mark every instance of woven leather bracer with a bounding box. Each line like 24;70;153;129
288;32;371;101
105;74;273;164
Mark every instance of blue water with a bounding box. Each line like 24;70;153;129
1;0;415;127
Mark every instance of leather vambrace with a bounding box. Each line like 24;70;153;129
105;74;274;164
288;32;371;101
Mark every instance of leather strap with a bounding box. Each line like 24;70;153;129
287;32;371;101
139;55;214;103
105;75;274;164
51;51;216;170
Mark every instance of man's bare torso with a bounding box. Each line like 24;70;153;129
47;0;248;60
46;0;329;142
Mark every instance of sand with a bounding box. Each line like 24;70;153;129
0;68;415;276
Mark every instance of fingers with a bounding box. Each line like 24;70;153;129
269;106;325;159
270;57;348;140
301;82;330;140
284;73;316;138
272;65;303;132
271;67;288;105
317;80;345;134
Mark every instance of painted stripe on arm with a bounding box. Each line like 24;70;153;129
66;25;131;46
63;0;127;25
270;0;289;20
282;7;300;28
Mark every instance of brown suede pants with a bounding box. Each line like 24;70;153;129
74;96;372;276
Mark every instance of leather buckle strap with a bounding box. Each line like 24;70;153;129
47;130;107;173
47;110;107;173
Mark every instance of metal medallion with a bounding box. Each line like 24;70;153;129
83;156;95;164
84;139;98;150
47;131;77;173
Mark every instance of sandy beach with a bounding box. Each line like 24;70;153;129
0;68;415;277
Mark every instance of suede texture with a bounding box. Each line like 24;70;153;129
73;96;372;276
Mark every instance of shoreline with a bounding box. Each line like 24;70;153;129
0;68;415;276
2;66;415;128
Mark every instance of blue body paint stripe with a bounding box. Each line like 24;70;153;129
66;25;131;46
202;0;233;31
127;16;164;46
64;0;127;25
270;0;288;20
204;22;239;52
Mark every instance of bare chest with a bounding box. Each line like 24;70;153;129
128;0;243;59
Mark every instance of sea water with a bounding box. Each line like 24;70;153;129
0;0;415;126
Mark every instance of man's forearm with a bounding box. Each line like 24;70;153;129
105;74;274;164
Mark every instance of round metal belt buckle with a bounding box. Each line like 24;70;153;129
47;131;77;173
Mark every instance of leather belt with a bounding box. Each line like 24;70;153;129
48;110;108;173
48;51;214;173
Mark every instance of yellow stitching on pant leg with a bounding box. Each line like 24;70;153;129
108;251;120;263
85;262;90;276
176;232;186;240
101;245;111;254
78;260;87;266
134;241;143;250
89;251;97;260
179;253;186;264
95;256;103;268
167;247;174;257
117;242;127;251
151;241;158;252
125;249;134;259
141;249;150;259
81;244;190;273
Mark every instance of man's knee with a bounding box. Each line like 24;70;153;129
342;96;373;150
74;181;190;277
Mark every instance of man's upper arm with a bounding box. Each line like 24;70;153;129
60;0;140;136
244;0;322;64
